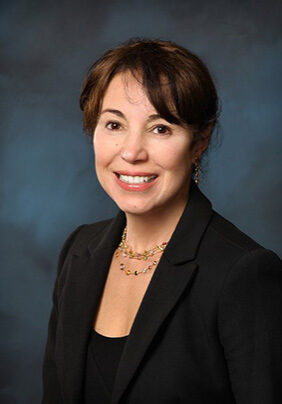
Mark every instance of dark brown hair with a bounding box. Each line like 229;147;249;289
79;38;221;163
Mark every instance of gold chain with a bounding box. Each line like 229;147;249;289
119;257;160;276
115;227;168;276
115;227;168;260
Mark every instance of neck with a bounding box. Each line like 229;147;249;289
124;187;190;252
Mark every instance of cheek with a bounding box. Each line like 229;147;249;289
93;134;118;166
153;143;192;171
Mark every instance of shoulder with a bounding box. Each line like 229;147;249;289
55;217;114;271
202;208;281;263
210;209;281;263
67;218;113;251
208;210;264;252
196;208;281;297
207;212;282;318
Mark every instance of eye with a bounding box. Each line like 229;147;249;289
152;125;171;135
105;121;122;130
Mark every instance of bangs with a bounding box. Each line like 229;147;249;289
111;55;185;127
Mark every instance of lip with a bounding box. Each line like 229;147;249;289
114;172;158;192
115;171;158;176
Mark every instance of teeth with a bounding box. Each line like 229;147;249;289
118;174;156;184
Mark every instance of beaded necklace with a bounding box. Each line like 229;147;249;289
114;227;168;276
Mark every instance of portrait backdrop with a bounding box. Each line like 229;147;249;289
1;0;281;402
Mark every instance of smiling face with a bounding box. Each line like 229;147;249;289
93;71;204;216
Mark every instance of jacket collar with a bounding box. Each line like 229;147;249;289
59;180;213;404
164;180;213;263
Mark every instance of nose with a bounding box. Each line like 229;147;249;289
120;133;148;163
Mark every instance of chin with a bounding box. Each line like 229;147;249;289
115;199;156;216
117;194;181;217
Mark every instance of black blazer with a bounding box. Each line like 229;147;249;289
42;180;282;404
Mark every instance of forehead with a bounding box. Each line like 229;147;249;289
101;72;156;112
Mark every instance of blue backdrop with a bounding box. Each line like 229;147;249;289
1;0;281;402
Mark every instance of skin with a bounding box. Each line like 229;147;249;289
93;71;210;251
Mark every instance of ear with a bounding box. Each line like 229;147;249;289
191;124;212;161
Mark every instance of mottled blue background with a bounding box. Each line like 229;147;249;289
1;0;281;402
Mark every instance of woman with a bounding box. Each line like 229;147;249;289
42;38;282;404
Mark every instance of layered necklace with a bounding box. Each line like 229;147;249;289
114;227;168;276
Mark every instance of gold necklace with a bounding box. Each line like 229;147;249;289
115;227;168;276
119;257;160;276
115;227;168;261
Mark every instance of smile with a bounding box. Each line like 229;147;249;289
114;172;158;192
117;174;157;184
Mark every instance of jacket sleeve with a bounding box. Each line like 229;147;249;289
41;224;86;404
217;248;282;404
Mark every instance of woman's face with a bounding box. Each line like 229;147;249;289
93;72;202;216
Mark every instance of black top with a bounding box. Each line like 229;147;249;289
84;328;128;403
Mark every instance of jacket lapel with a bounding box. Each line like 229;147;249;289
59;180;213;404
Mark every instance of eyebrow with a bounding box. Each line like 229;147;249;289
100;109;163;123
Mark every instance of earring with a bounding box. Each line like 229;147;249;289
194;157;200;185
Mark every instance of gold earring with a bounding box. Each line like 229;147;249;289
194;157;200;185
